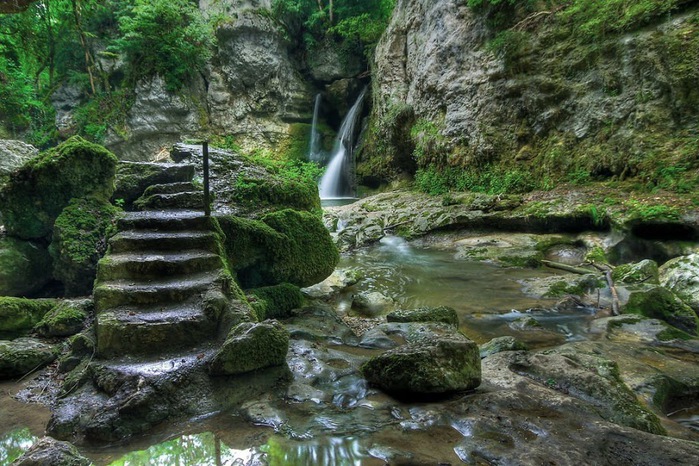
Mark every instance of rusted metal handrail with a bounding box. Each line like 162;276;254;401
202;140;211;217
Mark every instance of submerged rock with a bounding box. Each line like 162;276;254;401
0;338;57;379
11;436;90;466
210;321;289;375
362;331;481;396
624;286;699;335
386;306;459;327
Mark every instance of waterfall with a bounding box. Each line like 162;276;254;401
309;94;323;163
318;88;366;200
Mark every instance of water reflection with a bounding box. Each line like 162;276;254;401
0;428;37;464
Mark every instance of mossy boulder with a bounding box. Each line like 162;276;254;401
0;337;58;379
0;136;117;240
49;196;120;296
659;253;699;312
112;161;195;208
624;286;699;335
361;333;481;396
479;336;528;358
247;283;304;321
0;297;57;339
218;209;339;288
0;236;53;297
209;320;289;375
34;299;91;338
387;306;459;328
612;260;659;285
233;175;320;214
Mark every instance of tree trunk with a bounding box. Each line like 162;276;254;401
71;0;96;95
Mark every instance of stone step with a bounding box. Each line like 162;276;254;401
136;191;205;211
92;349;216;383
94;271;221;310
108;230;220;254
96;305;217;358
142;182;199;196
97;250;222;281
117;210;213;231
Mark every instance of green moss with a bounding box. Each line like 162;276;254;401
247;283;304;321
49;196;120;296
233;174;320;214
277;123;312;162
387;306;460;327
218;210;338;288
0;136;117;239
625;286;699;335
584;246;608;264
209;321;289;375
657;325;695;342
611;260;659;284
544;274;604;297
34;299;91;338
0;297;57;339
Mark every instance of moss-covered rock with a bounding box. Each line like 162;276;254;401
218;209;338;288
612;259;659;285
0;236;53;297
361;333;481;396
387;306;459;328
0;136;117;239
0;337;58;379
112;161;195;208
659;253;699;312
233;175;320;214
624;286;699;335
209;320;289;375
34;299;91;338
247;283;304;321
479;336;528;358
0;297;57;339
49;196;120;296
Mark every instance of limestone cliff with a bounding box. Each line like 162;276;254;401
362;0;699;187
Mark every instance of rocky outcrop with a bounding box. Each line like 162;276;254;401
209;320;289;375
0;139;37;179
0;236;53;297
660;253;699;312
365;0;699;183
11;436;91;466
0;297;56;339
0;337;58;379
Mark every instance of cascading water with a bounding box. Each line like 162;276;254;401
309;94;323;163
318;89;366;200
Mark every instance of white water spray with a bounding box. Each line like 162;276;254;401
318;89;367;200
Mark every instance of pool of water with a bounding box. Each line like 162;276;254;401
0;236;601;465
337;236;596;346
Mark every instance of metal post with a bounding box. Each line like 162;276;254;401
203;140;210;217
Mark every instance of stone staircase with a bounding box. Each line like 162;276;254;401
93;163;228;363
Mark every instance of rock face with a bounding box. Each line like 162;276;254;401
624;286;699;335
0;236;53;297
0;139;38;178
365;0;699;182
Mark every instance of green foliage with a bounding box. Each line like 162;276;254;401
624;199;681;222
0;136;118;239
113;0;213;91
49;196;120;296
415;165;537;196
410;118;447;165
72;89;133;143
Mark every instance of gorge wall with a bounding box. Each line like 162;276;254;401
360;0;699;187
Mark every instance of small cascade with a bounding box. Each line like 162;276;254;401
318;89;367;200
309;94;323;163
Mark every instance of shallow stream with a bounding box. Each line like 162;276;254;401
0;236;617;465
